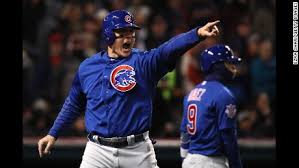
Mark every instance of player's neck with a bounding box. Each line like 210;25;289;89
107;46;120;59
205;73;226;83
205;70;232;84
205;63;235;84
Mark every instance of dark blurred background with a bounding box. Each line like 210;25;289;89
22;0;276;167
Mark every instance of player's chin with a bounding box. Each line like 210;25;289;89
120;48;132;57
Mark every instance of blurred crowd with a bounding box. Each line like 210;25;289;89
23;0;276;139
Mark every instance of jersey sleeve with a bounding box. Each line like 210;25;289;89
216;89;238;130
48;72;87;138
180;96;190;158
141;27;204;83
217;89;242;168
220;129;243;168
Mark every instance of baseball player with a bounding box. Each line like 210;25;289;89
180;44;243;168
38;9;220;168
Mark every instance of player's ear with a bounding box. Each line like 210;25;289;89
224;62;238;76
231;64;237;74
224;62;232;71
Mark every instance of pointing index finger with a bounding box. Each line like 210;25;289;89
209;20;220;26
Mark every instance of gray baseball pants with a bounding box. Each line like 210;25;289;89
79;135;159;168
182;153;229;168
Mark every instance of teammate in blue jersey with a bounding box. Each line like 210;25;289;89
180;44;243;168
38;9;220;168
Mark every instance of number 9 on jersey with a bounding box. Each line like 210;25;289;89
187;104;197;135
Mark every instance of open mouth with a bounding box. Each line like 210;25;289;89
123;43;131;49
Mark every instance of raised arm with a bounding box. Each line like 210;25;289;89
141;21;220;83
157;20;220;64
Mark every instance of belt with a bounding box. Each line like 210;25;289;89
88;131;149;148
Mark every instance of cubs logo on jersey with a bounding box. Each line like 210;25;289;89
110;65;136;92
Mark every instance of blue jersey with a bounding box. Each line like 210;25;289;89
180;80;238;156
49;27;203;138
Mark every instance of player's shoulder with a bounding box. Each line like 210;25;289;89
201;81;235;100
131;48;149;57
134;47;162;57
132;48;143;53
80;51;102;66
78;51;104;75
210;81;236;103
192;80;223;92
